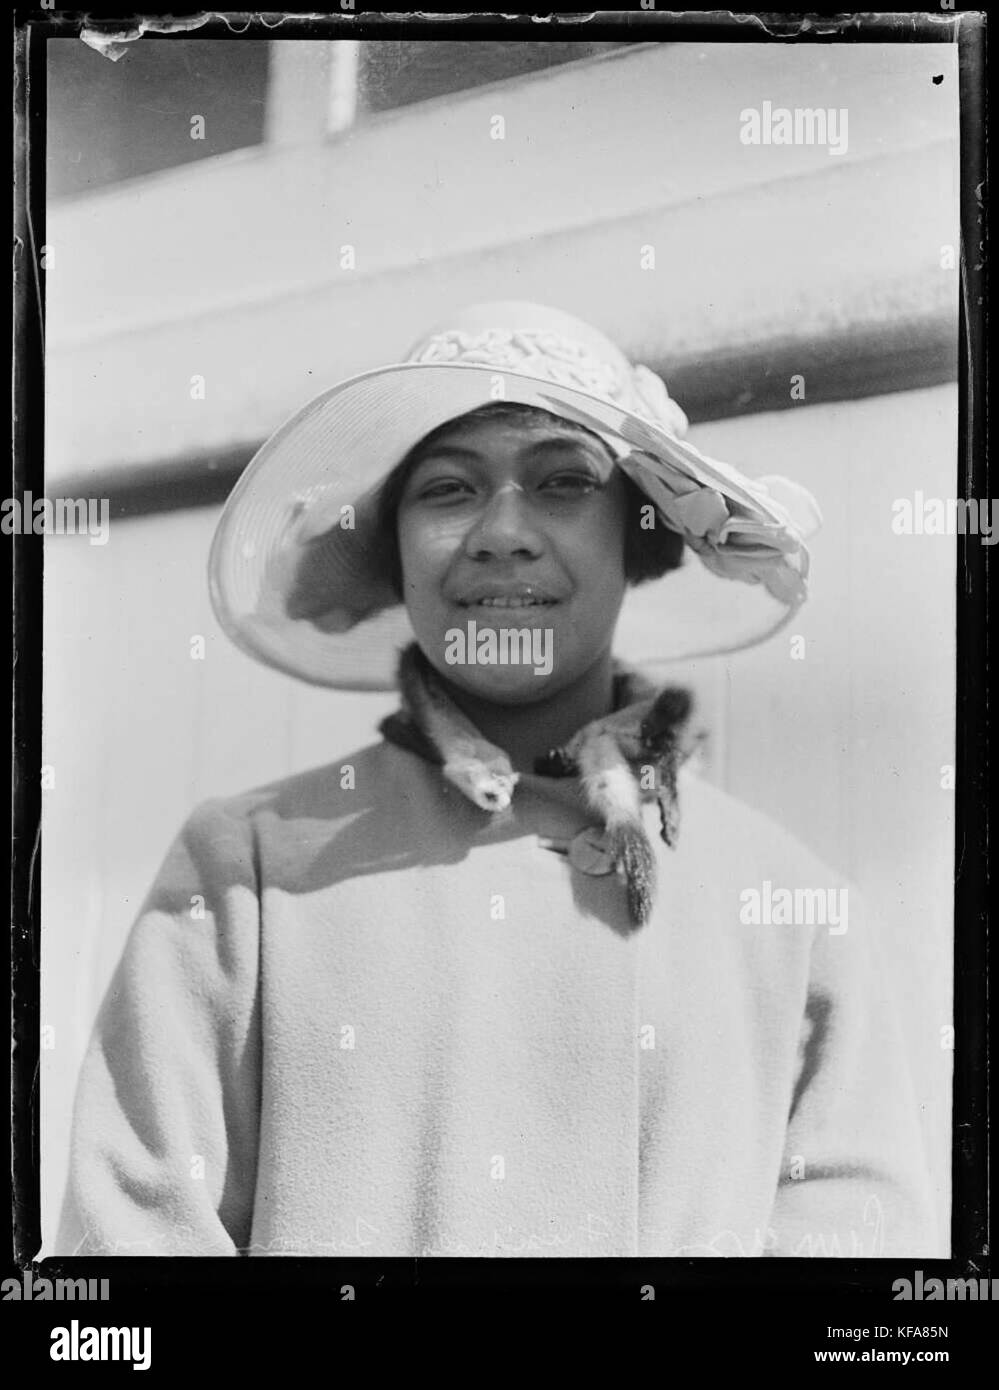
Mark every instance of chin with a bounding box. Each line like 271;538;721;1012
446;665;561;705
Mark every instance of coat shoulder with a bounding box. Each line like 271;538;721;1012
189;738;431;835
677;766;844;882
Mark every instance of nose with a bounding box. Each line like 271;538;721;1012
463;482;545;561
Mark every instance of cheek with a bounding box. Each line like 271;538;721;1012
567;494;629;587
397;518;455;612
398;516;435;575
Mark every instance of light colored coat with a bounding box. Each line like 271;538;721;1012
58;738;940;1257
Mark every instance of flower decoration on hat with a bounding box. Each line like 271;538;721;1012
536;387;822;610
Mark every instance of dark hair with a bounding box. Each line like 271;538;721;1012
373;401;685;600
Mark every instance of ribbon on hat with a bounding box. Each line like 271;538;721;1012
534;391;822;608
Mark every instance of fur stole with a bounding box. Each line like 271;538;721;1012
378;643;697;929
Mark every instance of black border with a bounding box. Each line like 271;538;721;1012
8;2;991;1350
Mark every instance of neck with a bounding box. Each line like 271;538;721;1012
442;649;617;774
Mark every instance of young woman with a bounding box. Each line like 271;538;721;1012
58;302;939;1258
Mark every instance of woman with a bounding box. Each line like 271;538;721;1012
59;301;938;1258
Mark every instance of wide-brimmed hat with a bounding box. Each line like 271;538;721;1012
208;301;821;690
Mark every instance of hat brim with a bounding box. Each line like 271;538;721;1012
208;362;810;690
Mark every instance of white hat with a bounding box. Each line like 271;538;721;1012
208;300;821;690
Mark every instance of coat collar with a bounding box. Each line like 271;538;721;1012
378;643;697;928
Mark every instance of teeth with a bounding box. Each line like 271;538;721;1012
470;597;555;608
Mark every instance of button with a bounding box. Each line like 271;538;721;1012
567;826;616;876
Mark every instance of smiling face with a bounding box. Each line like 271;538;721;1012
395;412;631;704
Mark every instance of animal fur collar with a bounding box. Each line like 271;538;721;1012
379;642;696;929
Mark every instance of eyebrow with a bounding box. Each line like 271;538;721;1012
410;445;481;465
409;436;610;471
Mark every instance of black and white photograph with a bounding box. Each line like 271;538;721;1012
8;5;991;1347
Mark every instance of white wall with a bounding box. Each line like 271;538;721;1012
45;41;959;481
41;383;955;1253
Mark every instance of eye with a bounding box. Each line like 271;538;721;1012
540;471;600;495
416;479;473;501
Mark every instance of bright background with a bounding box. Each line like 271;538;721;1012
40;37;959;1256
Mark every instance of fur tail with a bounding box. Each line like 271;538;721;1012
607;822;656;926
578;733;656;926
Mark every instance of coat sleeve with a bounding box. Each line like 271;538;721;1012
56;797;262;1256
765;896;943;1258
